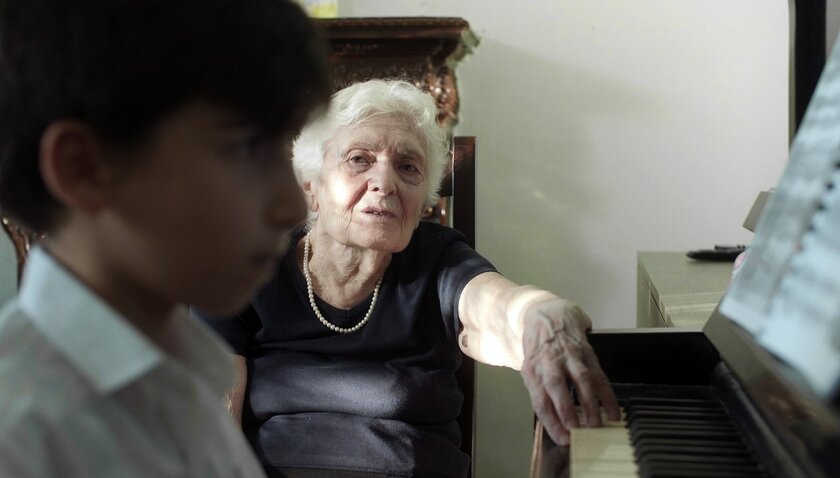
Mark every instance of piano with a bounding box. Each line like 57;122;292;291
532;2;835;476
529;309;840;478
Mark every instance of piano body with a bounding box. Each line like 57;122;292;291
532;1;836;476
530;310;840;478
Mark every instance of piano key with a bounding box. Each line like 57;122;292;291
626;403;728;415
567;398;767;478
629;418;738;431
627;410;731;421
623;396;767;478
630;428;742;441
637;451;759;466
634;442;751;459
641;467;765;478
642;466;764;477
623;397;724;408
570;421;637;477
626;403;725;412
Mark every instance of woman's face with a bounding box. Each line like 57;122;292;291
308;114;428;253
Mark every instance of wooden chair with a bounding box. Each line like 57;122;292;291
452;137;477;478
424;136;477;477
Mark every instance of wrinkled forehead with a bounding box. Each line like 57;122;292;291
328;112;428;158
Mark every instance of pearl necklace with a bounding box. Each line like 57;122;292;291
302;232;383;334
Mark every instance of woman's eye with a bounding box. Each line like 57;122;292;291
346;152;372;168
400;159;425;176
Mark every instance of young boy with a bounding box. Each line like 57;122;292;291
0;0;331;476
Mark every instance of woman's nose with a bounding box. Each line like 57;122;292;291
367;162;396;194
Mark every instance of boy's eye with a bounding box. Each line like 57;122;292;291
236;135;265;157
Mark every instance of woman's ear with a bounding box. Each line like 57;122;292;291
39;120;112;212
301;180;319;212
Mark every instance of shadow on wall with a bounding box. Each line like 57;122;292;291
463;38;664;317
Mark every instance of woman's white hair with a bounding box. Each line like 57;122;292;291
292;79;450;210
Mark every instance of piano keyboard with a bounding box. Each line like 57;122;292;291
569;411;636;477
571;398;766;478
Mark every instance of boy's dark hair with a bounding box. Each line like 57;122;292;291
0;0;332;232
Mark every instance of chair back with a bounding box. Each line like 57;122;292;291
425;136;476;477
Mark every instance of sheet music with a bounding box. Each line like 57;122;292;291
719;35;840;398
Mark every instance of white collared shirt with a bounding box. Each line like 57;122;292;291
0;247;267;477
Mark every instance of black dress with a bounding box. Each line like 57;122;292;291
199;222;497;478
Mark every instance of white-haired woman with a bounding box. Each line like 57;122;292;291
201;80;619;478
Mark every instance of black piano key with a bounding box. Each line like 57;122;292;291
633;434;746;461
642;460;766;476
628;410;731;421
630;418;738;431
625;397;722;404
628;406;724;412
631;427;742;442
638;451;759;466
631;419;726;429
625;397;724;408
643;459;765;471
634;442;751;460
630;437;750;450
627;403;725;412
642;467;765;478
625;395;767;478
627;403;728;415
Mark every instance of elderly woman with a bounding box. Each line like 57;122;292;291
201;79;619;478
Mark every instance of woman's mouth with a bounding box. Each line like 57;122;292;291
362;207;397;218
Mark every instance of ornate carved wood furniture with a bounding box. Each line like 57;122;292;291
317;17;477;132
1;216;40;286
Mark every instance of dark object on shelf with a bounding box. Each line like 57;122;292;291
687;245;747;262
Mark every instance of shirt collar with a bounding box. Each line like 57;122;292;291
18;246;233;395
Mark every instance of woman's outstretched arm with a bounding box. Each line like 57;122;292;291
225;354;248;425
457;271;620;446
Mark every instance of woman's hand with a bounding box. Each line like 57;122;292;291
458;272;620;445
520;299;620;446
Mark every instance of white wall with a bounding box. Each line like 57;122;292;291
340;0;789;330
339;1;790;476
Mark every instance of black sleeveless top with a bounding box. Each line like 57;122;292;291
200;222;496;478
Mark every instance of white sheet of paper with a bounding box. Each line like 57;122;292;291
719;35;840;397
758;168;840;396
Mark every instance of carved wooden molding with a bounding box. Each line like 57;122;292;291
1;217;39;285
317;17;478;131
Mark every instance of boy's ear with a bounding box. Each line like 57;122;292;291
39;120;112;212
302;180;319;212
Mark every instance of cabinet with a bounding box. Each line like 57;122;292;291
636;251;733;328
